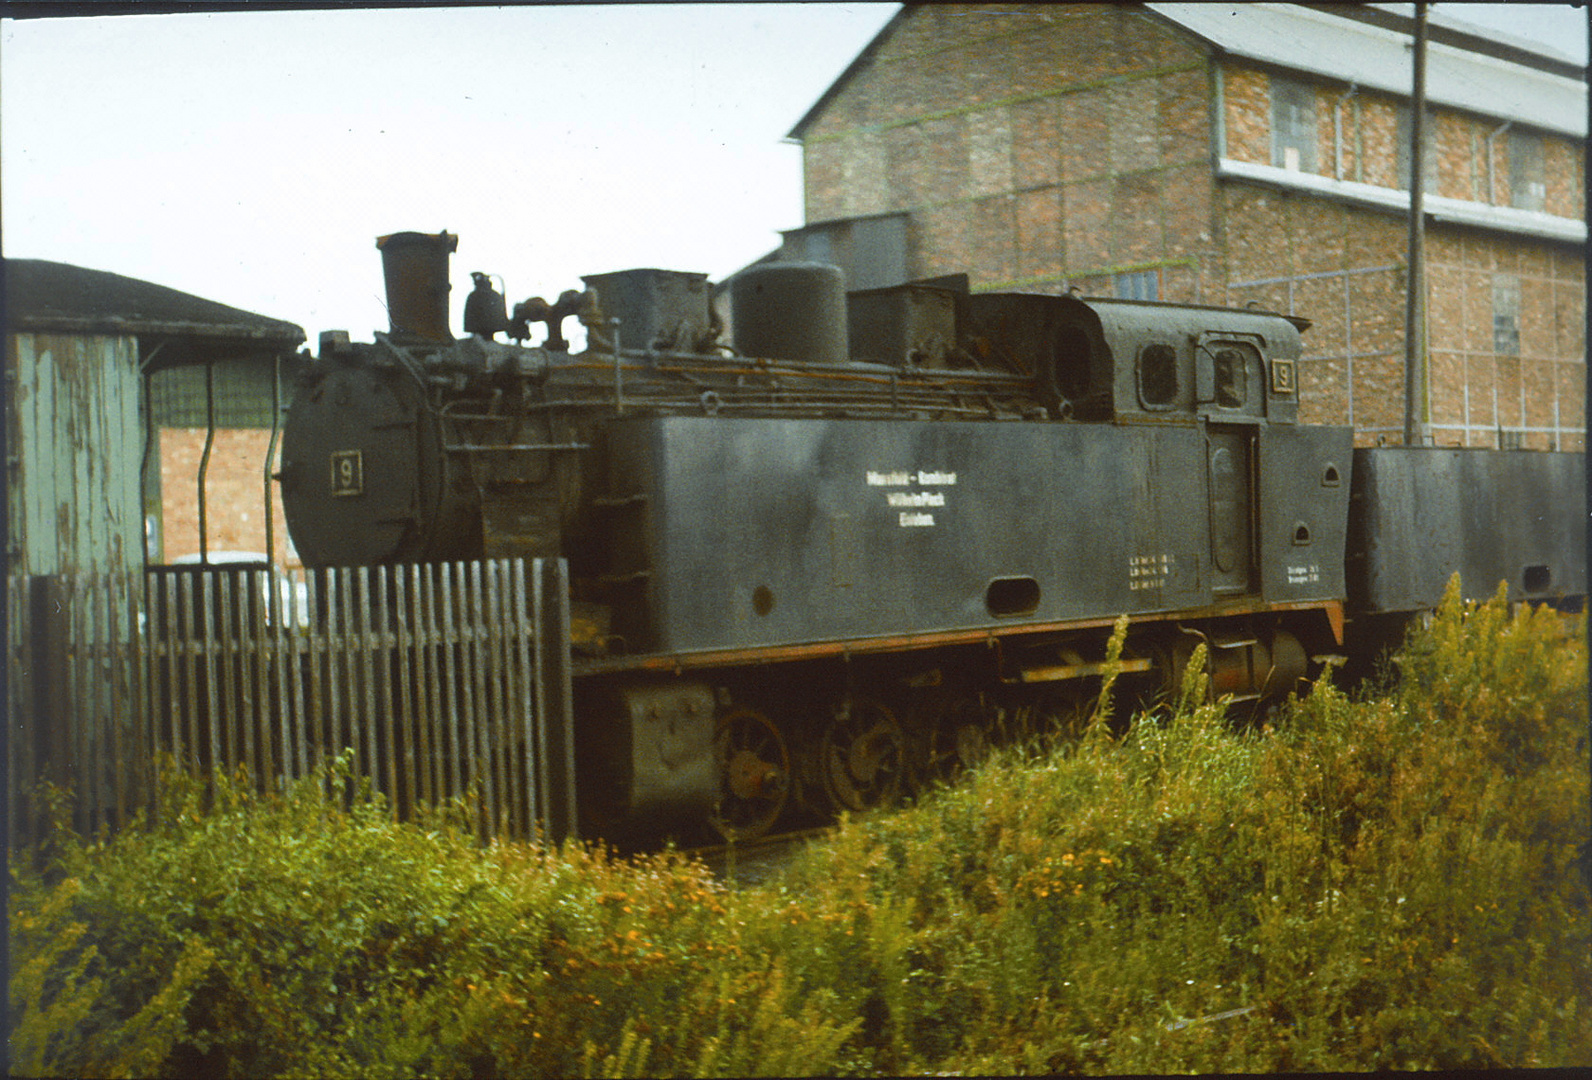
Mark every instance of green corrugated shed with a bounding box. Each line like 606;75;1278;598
4;258;305;575
7;332;145;576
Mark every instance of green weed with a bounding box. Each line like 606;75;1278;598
9;580;1586;1075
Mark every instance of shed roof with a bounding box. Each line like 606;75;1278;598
1146;2;1586;137
789;2;1586;140
5;259;305;351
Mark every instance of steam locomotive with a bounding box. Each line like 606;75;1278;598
278;231;1585;842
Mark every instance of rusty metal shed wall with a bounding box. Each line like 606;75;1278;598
7;332;145;577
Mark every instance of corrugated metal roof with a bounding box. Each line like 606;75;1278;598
1398;3;1585;69
1147;2;1586;137
5;259;305;346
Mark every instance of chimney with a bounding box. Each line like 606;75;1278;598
376;230;458;342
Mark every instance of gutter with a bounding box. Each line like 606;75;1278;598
9;315;306;344
1215;158;1586;244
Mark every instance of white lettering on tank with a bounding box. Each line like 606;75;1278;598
867;466;955;527
886;491;946;508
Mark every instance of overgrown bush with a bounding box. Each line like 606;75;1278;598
11;579;1587;1076
735;583;1588;1073
9;756;857;1078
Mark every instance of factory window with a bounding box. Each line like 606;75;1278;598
1395;104;1437;192
1493;275;1520;355
1114;270;1158;302
149;360;281;428
1137;343;1179;408
1270;77;1317;173
1508;129;1546;212
1522;564;1552;592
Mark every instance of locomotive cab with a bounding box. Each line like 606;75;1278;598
850;281;1308;430
1044;296;1307;427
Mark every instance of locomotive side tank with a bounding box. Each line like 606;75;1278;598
278;232;1582;843
601;408;1351;655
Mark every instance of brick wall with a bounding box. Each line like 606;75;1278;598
1222;189;1584;449
1220;188;1408;439
801;3;1219;299
1220;66;1584;220
797;3;1585;447
158;428;299;565
1543;137;1588;220
1221;66;1270;166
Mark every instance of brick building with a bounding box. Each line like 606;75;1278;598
782;2;1585;448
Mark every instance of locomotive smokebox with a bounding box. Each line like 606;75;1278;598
731;262;849;364
377;230;458;342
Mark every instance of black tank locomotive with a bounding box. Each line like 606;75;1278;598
279;231;1585;842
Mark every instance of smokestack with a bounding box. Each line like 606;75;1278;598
376;231;458;342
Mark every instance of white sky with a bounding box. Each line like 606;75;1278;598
2;3;903;342
2;2;1584;347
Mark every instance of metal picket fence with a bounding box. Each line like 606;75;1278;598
7;558;575;847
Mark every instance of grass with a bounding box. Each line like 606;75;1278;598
11;578;1588;1076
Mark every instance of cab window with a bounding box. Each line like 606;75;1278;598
1137;343;1178;408
1214;347;1248;408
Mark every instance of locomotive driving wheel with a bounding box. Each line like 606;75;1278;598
709;708;790;842
821;696;906;812
924;697;991;785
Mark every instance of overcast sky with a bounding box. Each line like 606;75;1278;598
2;2;1585;346
2;3;903;342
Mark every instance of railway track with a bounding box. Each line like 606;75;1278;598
685;826;834;887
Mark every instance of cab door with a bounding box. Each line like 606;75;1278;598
1196;336;1264;597
1206;425;1256;595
